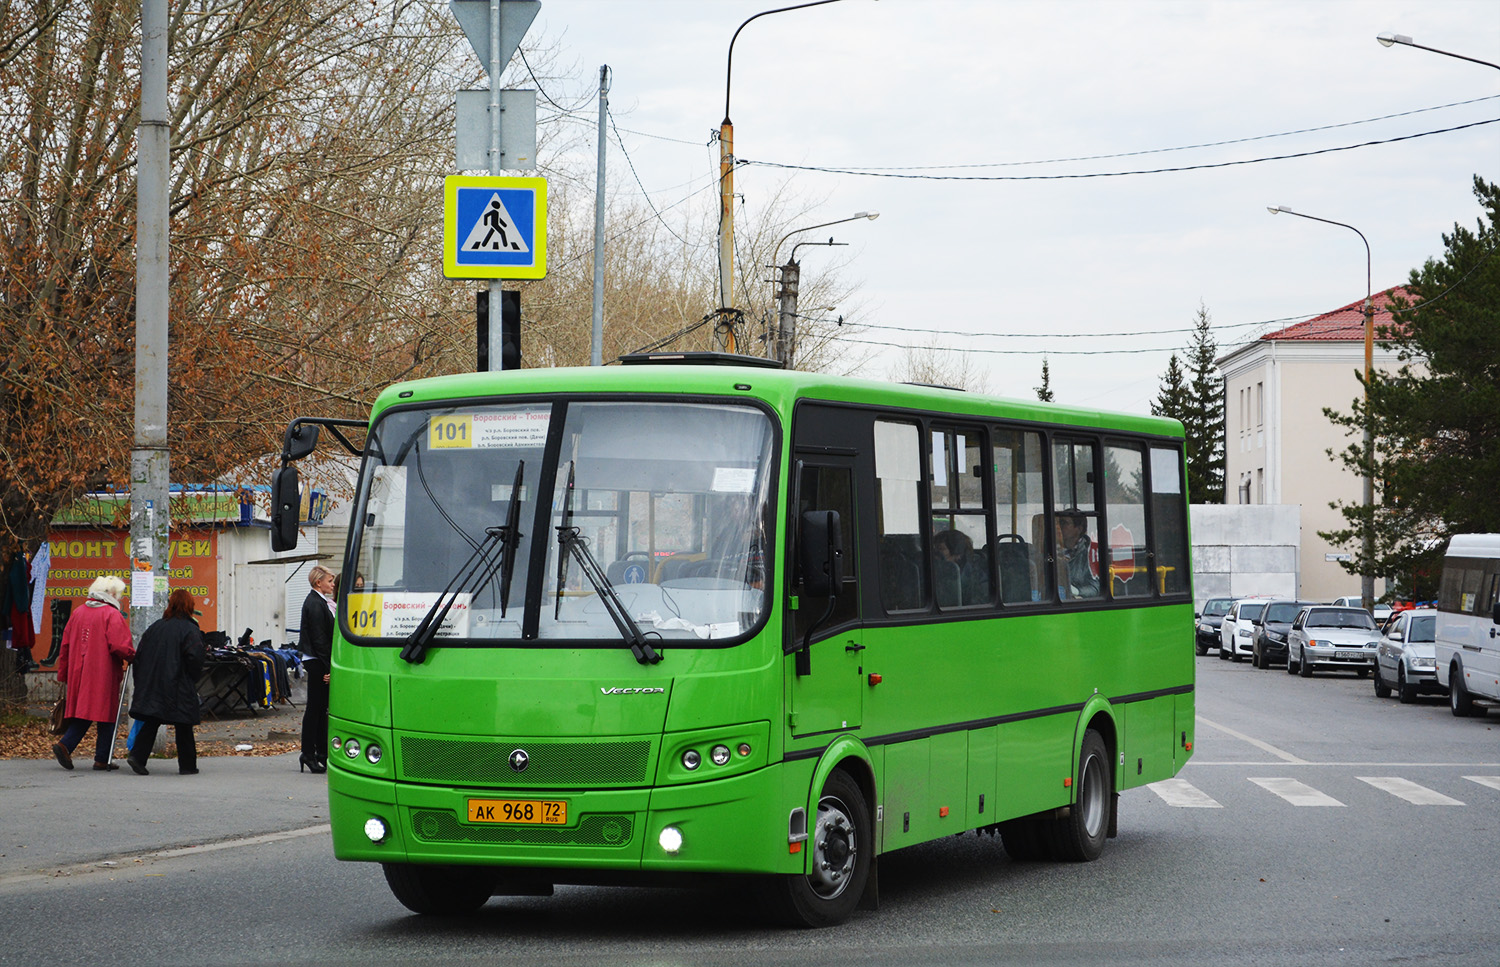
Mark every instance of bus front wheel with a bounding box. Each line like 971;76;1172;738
761;769;872;928
382;862;493;915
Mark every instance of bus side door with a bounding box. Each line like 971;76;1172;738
789;458;863;737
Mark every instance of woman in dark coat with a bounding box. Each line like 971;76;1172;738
126;588;206;776
299;565;336;773
54;575;136;771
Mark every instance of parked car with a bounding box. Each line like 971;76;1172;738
1287;606;1381;678
1331;594;1394;625
1195;597;1234;655
1374;608;1443;703
1251;599;1317;669
1220;598;1271;662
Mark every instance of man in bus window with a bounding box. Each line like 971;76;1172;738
1056;511;1099;599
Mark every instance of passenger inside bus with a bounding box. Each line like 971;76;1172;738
1055;510;1100;599
933;528;990;607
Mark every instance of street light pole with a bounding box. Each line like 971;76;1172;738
1376;33;1500;71
716;0;844;352
769;211;878;364
1267;205;1376;612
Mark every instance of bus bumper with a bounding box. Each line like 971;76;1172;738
328;758;811;876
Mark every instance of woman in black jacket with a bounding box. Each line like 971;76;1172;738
299;565;336;773
126;589;206;776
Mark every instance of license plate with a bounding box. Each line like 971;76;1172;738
1337;650;1365;660
467;799;567;825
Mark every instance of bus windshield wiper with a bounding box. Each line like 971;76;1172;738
554;462;661;665
399;462;525;665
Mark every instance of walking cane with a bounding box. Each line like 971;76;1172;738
106;667;130;768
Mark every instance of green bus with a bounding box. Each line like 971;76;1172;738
271;353;1195;927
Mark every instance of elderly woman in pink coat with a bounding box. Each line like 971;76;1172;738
53;575;136;771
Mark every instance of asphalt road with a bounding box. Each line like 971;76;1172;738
3;652;1496;967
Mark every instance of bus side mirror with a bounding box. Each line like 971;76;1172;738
284;423;320;461
1492;601;1500;625
271;466;301;552
799;510;844;599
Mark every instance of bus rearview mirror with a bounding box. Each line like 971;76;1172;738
284;423;320;461
800;510;844;599
271;466;301;551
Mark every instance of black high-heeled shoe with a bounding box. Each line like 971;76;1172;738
299;754;326;774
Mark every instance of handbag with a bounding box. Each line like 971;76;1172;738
49;687;66;736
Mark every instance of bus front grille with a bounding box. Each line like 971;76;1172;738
398;736;652;786
410;809;635;847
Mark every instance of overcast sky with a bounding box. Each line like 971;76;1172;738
512;0;1498;414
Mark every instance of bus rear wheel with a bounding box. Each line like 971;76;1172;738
1450;663;1474;717
1049;729;1111;862
382;862;493;915
761;769;871;928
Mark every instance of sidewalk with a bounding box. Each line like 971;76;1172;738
1;679;329;881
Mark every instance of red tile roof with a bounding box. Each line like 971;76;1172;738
1262;286;1411;341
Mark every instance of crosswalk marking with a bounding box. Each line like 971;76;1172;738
1148;778;1222;807
1356;777;1464;806
1464;776;1500;793
1248;778;1345;806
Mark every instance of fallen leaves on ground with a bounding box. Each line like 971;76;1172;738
0;716;298;759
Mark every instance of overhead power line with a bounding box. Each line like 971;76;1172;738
741;118;1500;182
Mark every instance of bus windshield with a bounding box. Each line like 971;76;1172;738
345;399;774;646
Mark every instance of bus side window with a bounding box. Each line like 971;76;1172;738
1052;439;1101;600
1103;442;1149;599
993;428;1044;605
875;420;928;611
930;426;991;608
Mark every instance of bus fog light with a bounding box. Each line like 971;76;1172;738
365;743;382;764
659;826;683;854
345;738;361;759
711;744;731;766
364;817;389;843
681;750;700;770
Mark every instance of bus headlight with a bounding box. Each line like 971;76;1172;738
365;743;382;764
681;750;701;771
344;738;361;759
710;744;731;766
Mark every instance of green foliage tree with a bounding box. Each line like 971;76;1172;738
1321;175;1500;599
1150;353;1190;423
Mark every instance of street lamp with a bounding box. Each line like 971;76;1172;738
715;0;845;353
1267;205;1376;612
770;211;879;365
1376;33;1500;71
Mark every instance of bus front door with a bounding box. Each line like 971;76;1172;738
790;460;863;738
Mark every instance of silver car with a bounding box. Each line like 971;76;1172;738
1374;608;1444;703
1287;606;1381;678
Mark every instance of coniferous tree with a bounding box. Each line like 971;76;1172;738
1035;358;1055;402
1183;304;1226;503
1321;175;1500;599
1151;353;1190;424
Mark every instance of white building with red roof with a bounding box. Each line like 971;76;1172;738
1215;287;1414;602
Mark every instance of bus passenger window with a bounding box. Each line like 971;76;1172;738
1053;440;1100;600
993;429;1044;604
1104;443;1149;599
930;426;992;607
1149;446;1189;596
875;421;928;611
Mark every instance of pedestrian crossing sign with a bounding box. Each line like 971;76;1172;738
443;175;547;279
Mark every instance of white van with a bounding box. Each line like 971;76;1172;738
1435;534;1500;716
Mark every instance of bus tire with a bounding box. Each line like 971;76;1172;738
382;862;493;915
1450;662;1474;717
761;769;871;928
1049;729;1111;862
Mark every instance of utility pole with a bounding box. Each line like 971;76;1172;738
486;0;506;370
591;65;610;366
774;260;799;366
132;0;169;636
